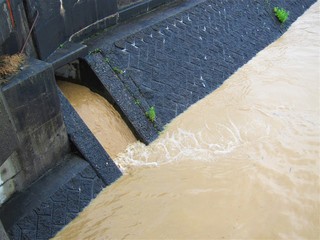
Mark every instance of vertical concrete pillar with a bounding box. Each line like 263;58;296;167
0;58;70;204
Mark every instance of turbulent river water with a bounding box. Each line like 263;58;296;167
58;81;137;159
55;3;320;239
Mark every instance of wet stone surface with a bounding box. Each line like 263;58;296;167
8;166;105;240
86;0;315;142
2;156;106;240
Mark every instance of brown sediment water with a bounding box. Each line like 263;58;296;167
54;2;320;239
57;81;137;159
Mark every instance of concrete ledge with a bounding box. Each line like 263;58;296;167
46;42;88;70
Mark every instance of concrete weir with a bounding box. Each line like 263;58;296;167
0;0;317;239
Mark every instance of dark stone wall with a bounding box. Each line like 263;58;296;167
118;0;144;9
118;0;175;22
0;0;36;56
24;0;118;59
0;58;70;191
1;0;177;59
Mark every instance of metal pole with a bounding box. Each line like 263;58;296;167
20;10;39;54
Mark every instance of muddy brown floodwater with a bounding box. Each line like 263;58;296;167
54;2;320;239
58;81;137;159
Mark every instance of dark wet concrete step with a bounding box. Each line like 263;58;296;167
0;154;105;240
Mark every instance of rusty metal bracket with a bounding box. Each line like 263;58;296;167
5;0;15;28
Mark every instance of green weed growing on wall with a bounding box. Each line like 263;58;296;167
274;7;289;23
146;106;156;122
112;66;124;75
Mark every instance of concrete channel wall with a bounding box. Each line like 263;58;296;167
1;0;176;60
23;0;118;59
0;58;70;206
0;0;118;58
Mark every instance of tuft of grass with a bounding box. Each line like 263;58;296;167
89;48;102;54
0;54;25;83
104;57;110;64
274;7;289;23
146;106;156;122
112;66;124;75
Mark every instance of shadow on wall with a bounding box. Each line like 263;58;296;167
118;0;144;8
23;0;118;60
1;0;177;62
0;0;37;57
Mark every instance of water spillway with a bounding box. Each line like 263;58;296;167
57;81;137;161
54;2;320;239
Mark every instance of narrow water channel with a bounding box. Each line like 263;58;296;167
54;3;319;239
58;81;137;159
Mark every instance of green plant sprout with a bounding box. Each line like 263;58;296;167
89;48;102;54
274;7;289;23
146;106;156;122
104;57;110;63
112;66;124;75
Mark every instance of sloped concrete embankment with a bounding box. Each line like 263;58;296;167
85;0;315;143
